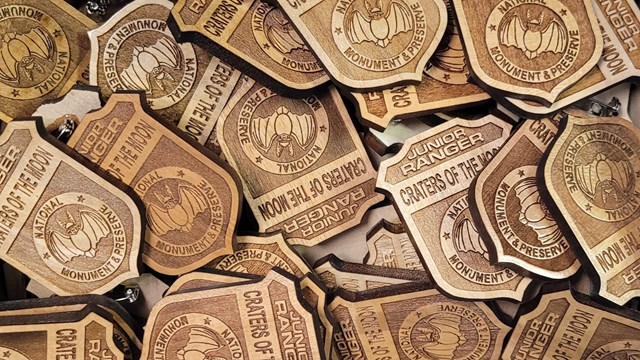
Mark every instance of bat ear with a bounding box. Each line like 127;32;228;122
67;210;75;223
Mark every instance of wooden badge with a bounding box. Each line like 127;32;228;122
207;233;312;278
503;289;640;359
169;0;328;95
0;0;95;122
346;0;490;129
469;118;580;279
0;119;142;295
313;254;429;292
166;271;257;295
542;114;640;305
89;0;242;145
453;0;603;105
66;92;242;275
32;86;102;133
364;219;424;271
218;78;383;246
503;0;640;118
377;116;534;300
330;286;510;360
140;270;325;360
274;0;447;91
0;309;126;360
300;275;335;360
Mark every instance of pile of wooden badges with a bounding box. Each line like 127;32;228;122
0;0;639;358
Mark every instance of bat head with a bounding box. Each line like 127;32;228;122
525;10;545;30
154;185;178;209
57;211;80;235
364;0;384;19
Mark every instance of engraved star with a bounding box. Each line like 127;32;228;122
443;73;450;81
560;9;567;16
43;253;50;260
320;125;327;132
11;89;19;97
334;27;342;35
256;156;263;163
585;203;592;211
443;232;450;240
518;169;525;177
204;317;211;325
625;341;632;348
147;100;154;107
53;29;62;37
263;43;270;50
177;170;185;178
489;24;496;31
77;195;85;203
2;350;10;358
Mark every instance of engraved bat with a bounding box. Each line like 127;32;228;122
0;27;54;82
499;9;567;59
453;216;489;260
147;184;207;235
575;153;633;205
177;327;227;360
120;37;182;94
345;0;413;47
266;11;308;54
47;210;111;263
515;178;562;246
415;314;466;360
251;106;316;157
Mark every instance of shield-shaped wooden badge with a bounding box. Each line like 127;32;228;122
67;92;242;276
453;0;603;105
275;0;448;91
0;119;142;296
542;114;640;305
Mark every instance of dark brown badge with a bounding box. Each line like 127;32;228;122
218;78;383;246
169;0;328;95
377;116;533;300
330;286;510;359
0;119;142;295
67;92;242;275
140;270;325;360
89;0;242;145
470;118;580;279
275;0;447;91
543;114;640;305
503;289;640;359
207;233;312;278
0;0;95;121
454;0;603;105
364;219;424;271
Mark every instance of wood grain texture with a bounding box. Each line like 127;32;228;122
275;0;448;91
218;77;383;246
0;0;95;122
542;114;640;305
377;115;535;301
454;0;603;105
0;119;142;296
363;219;425;271
67;92;242;275
166;270;257;295
169;0;328;95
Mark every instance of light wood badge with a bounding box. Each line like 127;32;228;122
503;0;640;118
207;233;312;278
140;270;325;360
32;86;102;133
166;271;257;295
169;0;328;95
330;287;510;360
313;254;428;292
66;92;242;275
0;310;126;360
0;0;95;122
503;289;640;359
454;0;603;105
89;0;242;145
377;116;534;300
542;114;640;305
364;219;424;271
469;118;580;279
275;0;447;91
0;119;142;296
347;0;490;129
218;78;383;246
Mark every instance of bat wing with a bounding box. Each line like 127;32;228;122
267;26;306;54
79;210;110;243
540;19;567;55
575;160;598;199
0;28;53;81
499;14;527;52
147;203;178;235
289;113;316;150
608;158;633;194
148;37;182;69
120;48;151;91
346;10;375;44
0;37;17;81
251;112;279;153
386;1;413;39
47;231;84;263
20;28;53;60
453;217;488;259
177;185;207;222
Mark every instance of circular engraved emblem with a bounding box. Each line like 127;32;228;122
441;194;515;285
0;5;71;100
486;0;579;83
154;313;246;360
0;346;29;360
425;1;468;84
33;193;126;282
496;166;569;259
332;0;426;71
586;340;640;360
134;167;223;257
565;129;640;222
252;3;322;73
103;19;197;110
399;303;490;360
238;86;329;175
